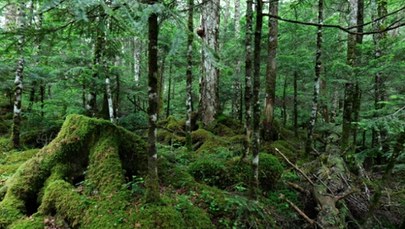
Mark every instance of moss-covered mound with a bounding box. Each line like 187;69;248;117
188;153;283;191
0;115;148;228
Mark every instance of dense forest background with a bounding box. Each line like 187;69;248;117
0;0;404;228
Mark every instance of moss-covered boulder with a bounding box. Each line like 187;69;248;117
0;115;147;228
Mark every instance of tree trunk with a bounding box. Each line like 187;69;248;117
28;82;36;112
234;0;240;35
263;0;278;140
200;0;220;126
282;76;287;127
305;0;323;154
133;37;141;85
242;0;253;160
186;0;194;151
251;0;263;198
166;63;172;118
372;0;388;156
12;2;26;149
146;0;160;203
342;0;359;154
87;28;104;117
105;77;115;123
293;71;298;137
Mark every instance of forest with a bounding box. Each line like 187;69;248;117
0;0;404;228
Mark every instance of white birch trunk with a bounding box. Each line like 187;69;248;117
12;2;26;148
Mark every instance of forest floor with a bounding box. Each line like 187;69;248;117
0;108;404;228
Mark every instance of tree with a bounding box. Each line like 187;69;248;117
185;0;194;151
251;0;263;197
146;0;160;203
200;0;220;126
11;2;26;149
305;0;323;154
263;0;279;140
243;0;253;159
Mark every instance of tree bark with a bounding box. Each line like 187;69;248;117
12;2;26;149
293;71;298;137
146;0;160;203
372;0;388;155
234;0;241;35
87;26;104;117
133;37;141;85
185;0;194;151
342;0;359;153
166;63;172;118
305;0;323;154
242;0;253;160
282;76;287;127
200;0;220;126
263;0;278;140
251;0;263;198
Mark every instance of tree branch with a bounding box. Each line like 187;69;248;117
263;5;405;35
274;148;315;186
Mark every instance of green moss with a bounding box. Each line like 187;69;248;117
0;115;148;228
0;149;39;190
135;205;186;229
258;154;284;190
188;153;283;191
0;137;12;153
9;214;44;229
263;140;301;162
39;180;86;228
188;157;227;188
0;194;25;226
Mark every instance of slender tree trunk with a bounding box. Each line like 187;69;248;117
200;0;220;126
263;0;278;140
133;37;141;85
372;0;387;155
251;0;263;198
105;76;115;123
28;82;36;112
146;0;160;203
185;0;194;151
40;83;45;117
166;63;172;118
158;57;166;117
352;0;364;150
12;2;26;149
282;76;287;127
342;0;358;153
114;71;120;119
305;0;323;154
104;0;115;123
87;29;104;117
342;83;353;151
242;0;253;160
330;86;339;122
234;0;240;35
293;71;298;137
233;0;242;122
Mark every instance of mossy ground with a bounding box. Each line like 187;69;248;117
0;115;305;228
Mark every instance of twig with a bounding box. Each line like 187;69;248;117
286;182;310;195
336;189;356;201
279;194;316;226
274;147;315;186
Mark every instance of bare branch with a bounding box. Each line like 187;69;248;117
274;148;315;186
